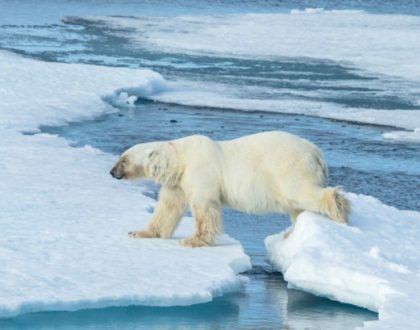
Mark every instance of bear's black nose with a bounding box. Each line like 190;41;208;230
110;170;115;177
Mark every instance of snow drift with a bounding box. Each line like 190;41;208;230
266;193;420;329
0;50;251;318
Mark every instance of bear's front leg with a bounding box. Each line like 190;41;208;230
181;200;222;248
129;186;187;239
128;229;159;238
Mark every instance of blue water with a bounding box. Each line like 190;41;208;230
3;0;420;328
2;0;420;25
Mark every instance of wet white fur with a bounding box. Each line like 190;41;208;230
118;131;348;247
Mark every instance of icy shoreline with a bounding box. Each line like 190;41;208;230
1;49;419;328
66;10;420;142
266;193;420;329
0;50;251;317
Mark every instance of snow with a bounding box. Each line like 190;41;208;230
265;193;420;329
0;51;167;133
67;12;420;135
0;50;251;318
147;86;420;132
76;11;420;82
383;128;420;143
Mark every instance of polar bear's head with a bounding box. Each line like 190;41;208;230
110;142;179;184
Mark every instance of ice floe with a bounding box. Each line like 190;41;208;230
265;193;420;329
383;128;420;143
0;50;251;317
146;86;420;132
70;13;420;135
76;11;420;82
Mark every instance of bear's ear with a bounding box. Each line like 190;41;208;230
145;147;169;183
147;149;158;161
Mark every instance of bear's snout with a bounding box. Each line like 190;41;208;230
110;166;124;180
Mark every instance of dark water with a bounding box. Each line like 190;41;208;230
43;100;420;212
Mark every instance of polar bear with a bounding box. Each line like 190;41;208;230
110;131;349;247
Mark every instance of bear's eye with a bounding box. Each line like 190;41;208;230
121;159;127;164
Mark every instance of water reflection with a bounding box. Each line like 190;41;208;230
0;271;375;330
0;299;240;330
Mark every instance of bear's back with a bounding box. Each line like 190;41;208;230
218;131;326;213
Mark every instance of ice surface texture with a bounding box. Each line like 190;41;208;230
94;10;420;81
1;44;419;326
266;193;420;329
0;51;250;318
383;128;420;143
75;10;420;139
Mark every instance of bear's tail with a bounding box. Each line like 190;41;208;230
320;187;350;224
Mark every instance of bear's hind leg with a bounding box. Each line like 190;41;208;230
181;200;222;248
129;186;187;239
294;186;349;224
284;209;303;238
290;209;303;225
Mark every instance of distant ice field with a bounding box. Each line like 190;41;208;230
61;10;420;137
3;0;420;25
70;11;420;81
2;8;420;142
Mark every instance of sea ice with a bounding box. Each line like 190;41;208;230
1;45;418;327
69;12;420;135
145;85;420;132
382;128;420;143
265;193;420;329
72;11;420;81
0;50;251;318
